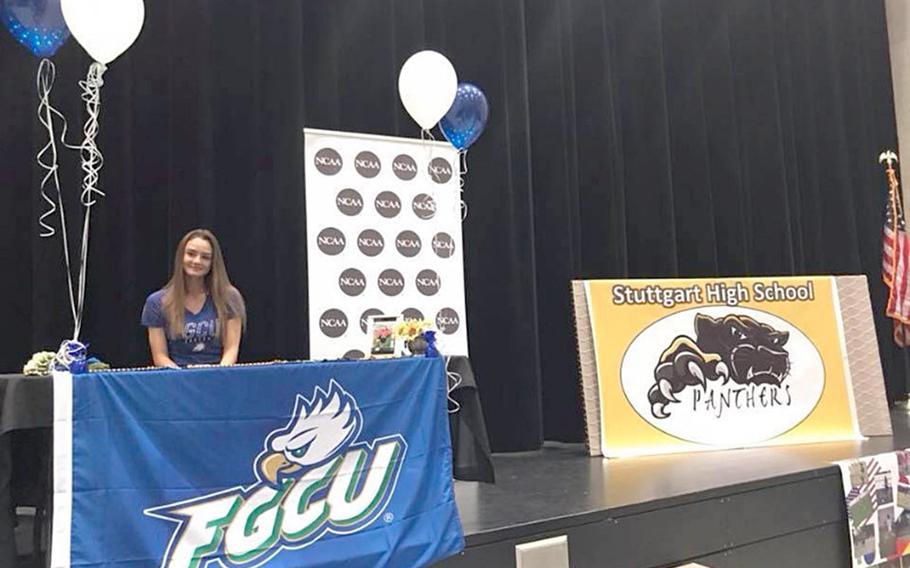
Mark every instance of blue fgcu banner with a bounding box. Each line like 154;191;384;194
51;357;464;568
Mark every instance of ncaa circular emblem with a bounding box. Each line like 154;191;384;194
435;308;460;334
412;193;436;220
314;148;343;175
401;308;424;322
359;308;383;333
375;191;402;218
392;154;418;181
377;269;405;296
395;230;421;257
343;349;365;360
357;229;384;257
428;157;453;184
316;227;346;255
319;309;348;337
338;268;367;296
336;188;364;216
354;151;381;178
432;232;455;258
415;269;441;296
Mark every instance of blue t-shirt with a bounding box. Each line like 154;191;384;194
141;290;227;366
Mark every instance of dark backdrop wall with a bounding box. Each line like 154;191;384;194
0;0;904;452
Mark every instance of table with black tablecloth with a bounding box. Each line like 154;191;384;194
0;356;493;564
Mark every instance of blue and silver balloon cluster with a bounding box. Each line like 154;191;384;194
1;0;69;58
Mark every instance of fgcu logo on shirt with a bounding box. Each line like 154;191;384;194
145;381;407;568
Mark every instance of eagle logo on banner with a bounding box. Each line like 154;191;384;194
145;380;408;568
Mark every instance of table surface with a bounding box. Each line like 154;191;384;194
0;356;493;479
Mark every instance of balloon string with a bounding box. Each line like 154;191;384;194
78;62;106;207
458;149;468;221
36;59;78;328
445;356;462;414
73;61;107;341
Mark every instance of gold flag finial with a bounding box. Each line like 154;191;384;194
880;150;899;168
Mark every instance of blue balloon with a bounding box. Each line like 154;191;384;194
1;0;69;58
439;82;489;151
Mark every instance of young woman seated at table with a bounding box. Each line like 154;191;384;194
141;229;246;368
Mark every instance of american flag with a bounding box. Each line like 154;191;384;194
883;155;910;347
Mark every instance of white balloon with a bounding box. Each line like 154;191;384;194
398;51;458;130
62;0;145;64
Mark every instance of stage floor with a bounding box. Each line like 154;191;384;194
439;410;910;568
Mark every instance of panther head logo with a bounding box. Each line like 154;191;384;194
254;380;363;486
648;314;791;419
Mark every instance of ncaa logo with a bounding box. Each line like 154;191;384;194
435;308;460;334
314;148;343;175
395;230;421;257
401;308;424;322
316;227;346;256
432;232;455;259
428;157;452;184
336;189;364;216
412;194;436;220
357;229;384;257
377;269;405;296
343;349;365;360
318;309;348;338
415;269;441;296
354;151;381;178
375;191;402;219
392;154;418;181
338;268;367;297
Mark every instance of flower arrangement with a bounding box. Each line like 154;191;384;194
393;319;439;357
22;347;111;376
393;319;434;341
23;351;56;376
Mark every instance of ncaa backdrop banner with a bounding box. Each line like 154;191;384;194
571;276;891;458
51;358;464;567
304;128;468;360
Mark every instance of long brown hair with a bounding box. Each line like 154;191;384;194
162;229;246;339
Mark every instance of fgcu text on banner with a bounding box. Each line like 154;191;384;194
51;358;463;568
584;276;862;458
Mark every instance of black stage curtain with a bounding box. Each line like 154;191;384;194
0;0;903;452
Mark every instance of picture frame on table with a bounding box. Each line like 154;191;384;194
366;314;402;359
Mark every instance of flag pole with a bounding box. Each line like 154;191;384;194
880;151;910;410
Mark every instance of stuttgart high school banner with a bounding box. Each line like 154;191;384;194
572;275;891;458
51;358;464;568
304;128;469;360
